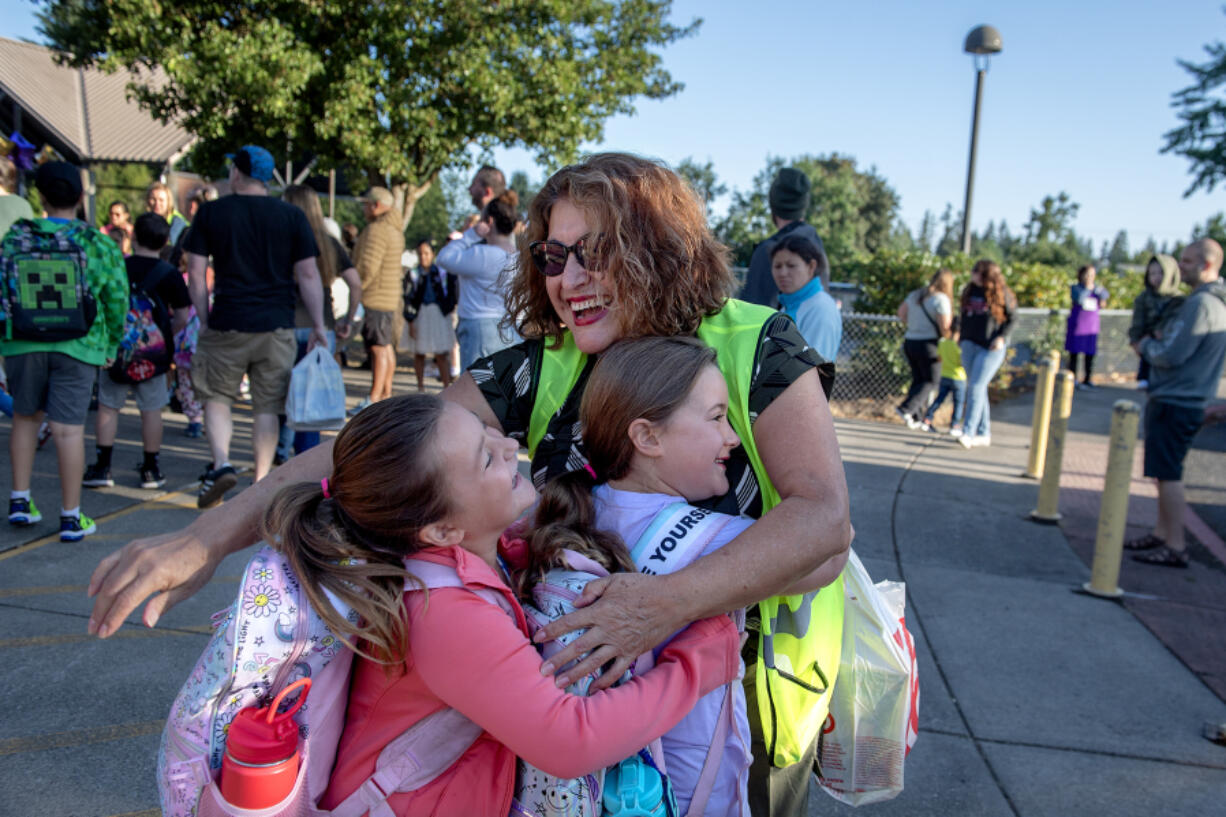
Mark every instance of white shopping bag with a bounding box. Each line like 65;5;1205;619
285;347;346;431
816;549;919;806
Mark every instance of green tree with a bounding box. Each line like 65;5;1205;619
1162;11;1226;195
1107;229;1130;269
676;157;727;220
915;209;936;254
717;153;901;265
1192;212;1226;245
508;170;540;214
37;0;697;226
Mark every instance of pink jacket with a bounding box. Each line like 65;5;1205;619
320;544;740;817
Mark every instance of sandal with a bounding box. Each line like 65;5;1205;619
1131;545;1189;568
1123;533;1165;551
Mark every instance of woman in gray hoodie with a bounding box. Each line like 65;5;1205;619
1129;254;1183;389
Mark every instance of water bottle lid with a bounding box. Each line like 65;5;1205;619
226;678;310;765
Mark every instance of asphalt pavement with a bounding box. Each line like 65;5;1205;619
1;366;1224;816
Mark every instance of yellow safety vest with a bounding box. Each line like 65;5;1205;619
529;299;844;767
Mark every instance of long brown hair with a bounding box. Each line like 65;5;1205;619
521;336;720;594
962;259;1014;324
283;184;337;287
261;394;451;666
506;152;737;348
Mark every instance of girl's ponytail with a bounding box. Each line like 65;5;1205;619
519;468;635;599
261;394;450;668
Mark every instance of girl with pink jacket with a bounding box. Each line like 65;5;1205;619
258;394;740;816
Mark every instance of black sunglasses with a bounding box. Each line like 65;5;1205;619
528;237;596;277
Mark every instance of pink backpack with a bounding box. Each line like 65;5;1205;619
157;546;492;817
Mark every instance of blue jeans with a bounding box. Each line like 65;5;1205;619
456;317;519;370
959;341;1006;438
924;376;966;427
277;329;336;460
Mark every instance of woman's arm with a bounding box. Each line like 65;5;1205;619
87;439;334;637
436;227;501;283
896;300;909;322
411;590;739;779
535;367;851;689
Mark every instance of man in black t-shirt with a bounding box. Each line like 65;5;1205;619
183;145;328;508
84;212;192;491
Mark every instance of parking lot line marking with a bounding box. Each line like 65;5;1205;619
0;719;165;756
0;482;199;563
0;623;211;649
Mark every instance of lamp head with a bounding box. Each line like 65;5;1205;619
965;25;1003;55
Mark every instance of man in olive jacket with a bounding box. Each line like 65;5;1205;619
351;186;406;414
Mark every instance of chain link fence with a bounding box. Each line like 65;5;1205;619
829;308;1139;416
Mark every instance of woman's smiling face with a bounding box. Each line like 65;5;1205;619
544;198;624;354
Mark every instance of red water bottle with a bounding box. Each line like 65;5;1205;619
220;677;310;808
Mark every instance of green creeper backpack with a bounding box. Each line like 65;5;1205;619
0;219;98;342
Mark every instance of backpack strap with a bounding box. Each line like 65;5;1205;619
139;260;178;301
683;683;734;817
328;707;485;817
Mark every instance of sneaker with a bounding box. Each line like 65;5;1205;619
949;427;964;438
82;463;114;488
1136;379;1148;390
184;422;203;438
139;465;166;490
8;497;41;526
895;407;920;430
920;421;936;433
1082;382;1097;390
59;512;97;542
973;434;992;447
958;434;975;450
197;464;239;509
348;397;372;418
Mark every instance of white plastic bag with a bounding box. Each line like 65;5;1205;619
816;550;919;806
285;347;346;431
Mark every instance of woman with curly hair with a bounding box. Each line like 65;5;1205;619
89;152;852;817
957;259;1017;448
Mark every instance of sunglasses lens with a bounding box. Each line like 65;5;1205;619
531;241;568;277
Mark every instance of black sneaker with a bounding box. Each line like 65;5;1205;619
82;463;114;488
139;465;166;490
197;464;238;509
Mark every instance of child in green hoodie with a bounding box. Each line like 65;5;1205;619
1129;254;1183;389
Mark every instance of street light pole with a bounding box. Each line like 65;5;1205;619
960;25;1003;255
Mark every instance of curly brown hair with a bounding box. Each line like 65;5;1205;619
961;259;1015;324
506;153;737;348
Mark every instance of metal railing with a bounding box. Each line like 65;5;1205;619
829;308;1138;408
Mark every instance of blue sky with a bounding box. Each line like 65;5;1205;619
4;0;1224;250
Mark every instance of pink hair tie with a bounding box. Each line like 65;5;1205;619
583;464;597;481
321;478;331;498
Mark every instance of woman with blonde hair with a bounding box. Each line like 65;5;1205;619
89;152;852;817
896;268;954;428
957;259;1017;448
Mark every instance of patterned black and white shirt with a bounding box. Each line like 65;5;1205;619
469;313;821;520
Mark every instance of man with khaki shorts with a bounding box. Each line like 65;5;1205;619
183;145;327;507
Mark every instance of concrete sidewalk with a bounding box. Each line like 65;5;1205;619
2;370;1225;815
815;383;1226;816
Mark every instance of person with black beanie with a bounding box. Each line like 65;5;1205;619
740;167;828;309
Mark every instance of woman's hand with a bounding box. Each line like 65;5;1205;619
990;337;1005;352
87;528;221;637
533;573;684;692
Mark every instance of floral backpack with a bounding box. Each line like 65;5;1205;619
157;545;489;817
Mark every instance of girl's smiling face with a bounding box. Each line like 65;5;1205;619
544;198;622;354
650;365;741;502
771;248;817;295
1147;261;1163;289
432;403;536;553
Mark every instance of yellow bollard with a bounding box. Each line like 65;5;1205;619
1023;351;1062;479
1030;371;1075;524
1082;400;1140;598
